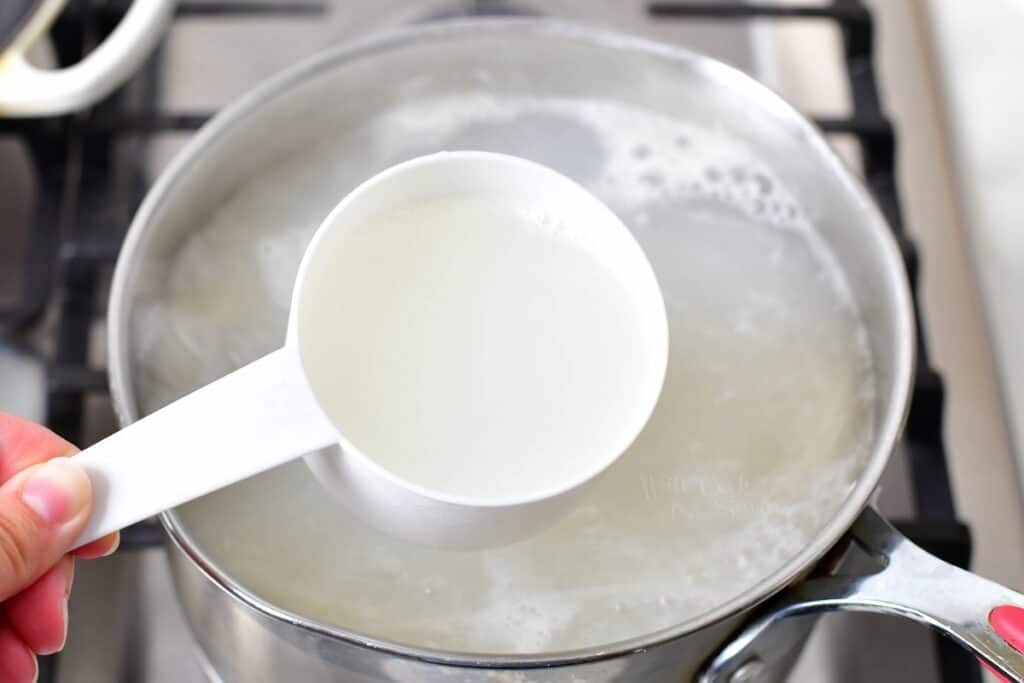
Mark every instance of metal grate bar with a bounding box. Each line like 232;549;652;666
176;1;325;16
58;1;326;20
48;366;110;394
119;522;167;549
0;132;70;333
813;115;893;138
87;111;213;132
649;3;866;21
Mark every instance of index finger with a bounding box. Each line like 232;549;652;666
0;414;78;484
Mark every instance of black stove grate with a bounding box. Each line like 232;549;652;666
0;1;975;682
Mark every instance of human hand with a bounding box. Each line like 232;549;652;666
0;412;120;682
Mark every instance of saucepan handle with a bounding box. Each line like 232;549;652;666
699;507;1024;683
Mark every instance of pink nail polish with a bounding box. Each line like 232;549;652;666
20;459;89;527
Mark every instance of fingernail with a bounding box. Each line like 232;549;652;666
20;459;90;527
35;596;69;657
102;532;120;557
65;560;75;598
58;598;69;652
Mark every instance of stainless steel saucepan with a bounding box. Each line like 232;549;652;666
106;19;1024;682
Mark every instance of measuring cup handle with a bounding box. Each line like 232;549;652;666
72;347;335;548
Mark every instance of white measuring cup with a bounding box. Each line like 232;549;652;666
79;152;669;549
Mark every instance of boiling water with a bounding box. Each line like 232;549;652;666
299;196;658;500
136;95;876;653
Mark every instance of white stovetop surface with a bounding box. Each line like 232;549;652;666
925;1;1024;506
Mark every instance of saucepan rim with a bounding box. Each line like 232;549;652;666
107;17;914;669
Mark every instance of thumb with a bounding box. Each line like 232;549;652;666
0;458;91;601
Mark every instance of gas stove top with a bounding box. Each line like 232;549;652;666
0;2;983;682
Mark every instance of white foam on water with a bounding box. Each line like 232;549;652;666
134;95;876;653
